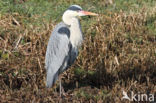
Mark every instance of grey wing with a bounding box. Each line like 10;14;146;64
45;24;71;88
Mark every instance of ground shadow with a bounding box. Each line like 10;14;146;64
62;62;156;92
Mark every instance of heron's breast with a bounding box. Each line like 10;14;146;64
69;23;83;47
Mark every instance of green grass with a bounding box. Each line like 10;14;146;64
0;0;155;30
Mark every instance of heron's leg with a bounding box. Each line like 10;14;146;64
54;85;57;92
59;76;66;97
59;77;62;97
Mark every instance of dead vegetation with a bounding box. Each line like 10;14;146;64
0;1;156;103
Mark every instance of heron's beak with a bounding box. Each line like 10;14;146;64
79;10;98;16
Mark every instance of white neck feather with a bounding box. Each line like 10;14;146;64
69;18;83;48
62;14;83;48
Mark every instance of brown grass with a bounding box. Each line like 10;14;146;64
0;6;156;103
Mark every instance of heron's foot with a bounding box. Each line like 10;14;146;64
60;86;67;97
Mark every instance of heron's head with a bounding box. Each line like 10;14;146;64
62;5;98;25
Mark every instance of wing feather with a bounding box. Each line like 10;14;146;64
45;22;71;87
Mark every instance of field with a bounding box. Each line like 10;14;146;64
0;0;156;102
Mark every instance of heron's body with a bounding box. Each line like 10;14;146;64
45;20;83;87
45;5;97;92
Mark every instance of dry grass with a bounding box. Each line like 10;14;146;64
0;1;156;103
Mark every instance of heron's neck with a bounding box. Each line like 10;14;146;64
62;15;72;26
65;18;83;48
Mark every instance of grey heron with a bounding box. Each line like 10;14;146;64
45;5;98;96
